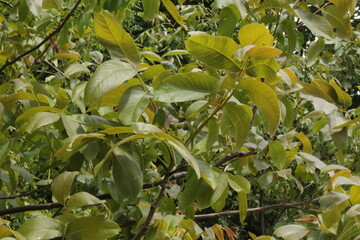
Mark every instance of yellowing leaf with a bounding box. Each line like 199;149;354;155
213;224;224;240
238;23;274;47
245;46;282;60
294;132;312;154
54;51;80;60
42;0;62;9
269;141;287;169
94;11;140;65
329;79;352;108
239;78;280;136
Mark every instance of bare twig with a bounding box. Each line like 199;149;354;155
0;0;82;78
194;198;320;220
0;0;12;8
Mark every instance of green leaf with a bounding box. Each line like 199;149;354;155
197;160;218;190
269;141;287;169
64;63;89;77
323;5;352;39
244;46;283;60
238;191;247;223
218;4;240;37
306;37;325;67
104;0;131;12
154;72;218;102
274;224;310;240
94;11;140;65
329;79;352;109
210;173;228;208
196;181;213;210
161;0;185;26
84;60;137;109
118;85;150;125
239;78;280;136
142;0;160;20
238;23;274;47
221;102;253;150
179;171;201;210
227;173;251;193
51;171;79;205
18;215;62;240
294;9;335;40
112;147;143;199
319;191;349;211
15;106;62;128
312;78;338;102
246;64;278;85
185;34;240;71
66;192;103;211
66;217;120;240
19;112;60;133
42;0;62;9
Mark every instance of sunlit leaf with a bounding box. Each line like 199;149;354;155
161;0;185;26
185;34;240;71
142;0;160;20
238;23;274;47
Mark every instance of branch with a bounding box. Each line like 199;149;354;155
194;198;320;220
0;0;12;8
0;0;82;77
0;186;48;200
44;60;70;80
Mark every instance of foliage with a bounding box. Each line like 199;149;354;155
0;0;360;239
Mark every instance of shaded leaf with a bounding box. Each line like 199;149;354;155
51;171;79;205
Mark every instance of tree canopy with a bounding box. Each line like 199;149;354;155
0;0;360;239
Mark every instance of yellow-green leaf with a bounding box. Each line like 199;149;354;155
185;34;240;71
51;171;79;205
94;11;140;65
239;79;280;136
161;0;185;26
294;132;312;154
269;141;287;169
42;0;62;9
238;191;247;223
238;23;274;47
329;79;352;108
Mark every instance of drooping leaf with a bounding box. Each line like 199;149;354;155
210;173;228;207
84;60;137;109
221;102;253;150
239;78;280;136
179;171;201;210
185;34;240;71
306;37;325;67
227;173;251;193
294;9;335;40
323;5;352;39
118;85;150;125
65;217;120;240
294;132;312;154
154;72;218;102
112;147;143;199
197;160;218;190
51;171;79;205
142;0;160;20
94;11;140;65
238;191;247;223
269;141;287;170
238;23;274;47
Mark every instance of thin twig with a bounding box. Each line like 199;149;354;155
0;0;12;8
194;198;320;220
0;0;82;78
44;60;69;80
0;186;49;200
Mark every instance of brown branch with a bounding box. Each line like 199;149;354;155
0;186;49;200
44;60;70;80
0;0;12;8
194;198;320;220
0;0;82;78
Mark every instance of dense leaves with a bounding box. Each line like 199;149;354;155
0;0;360;239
